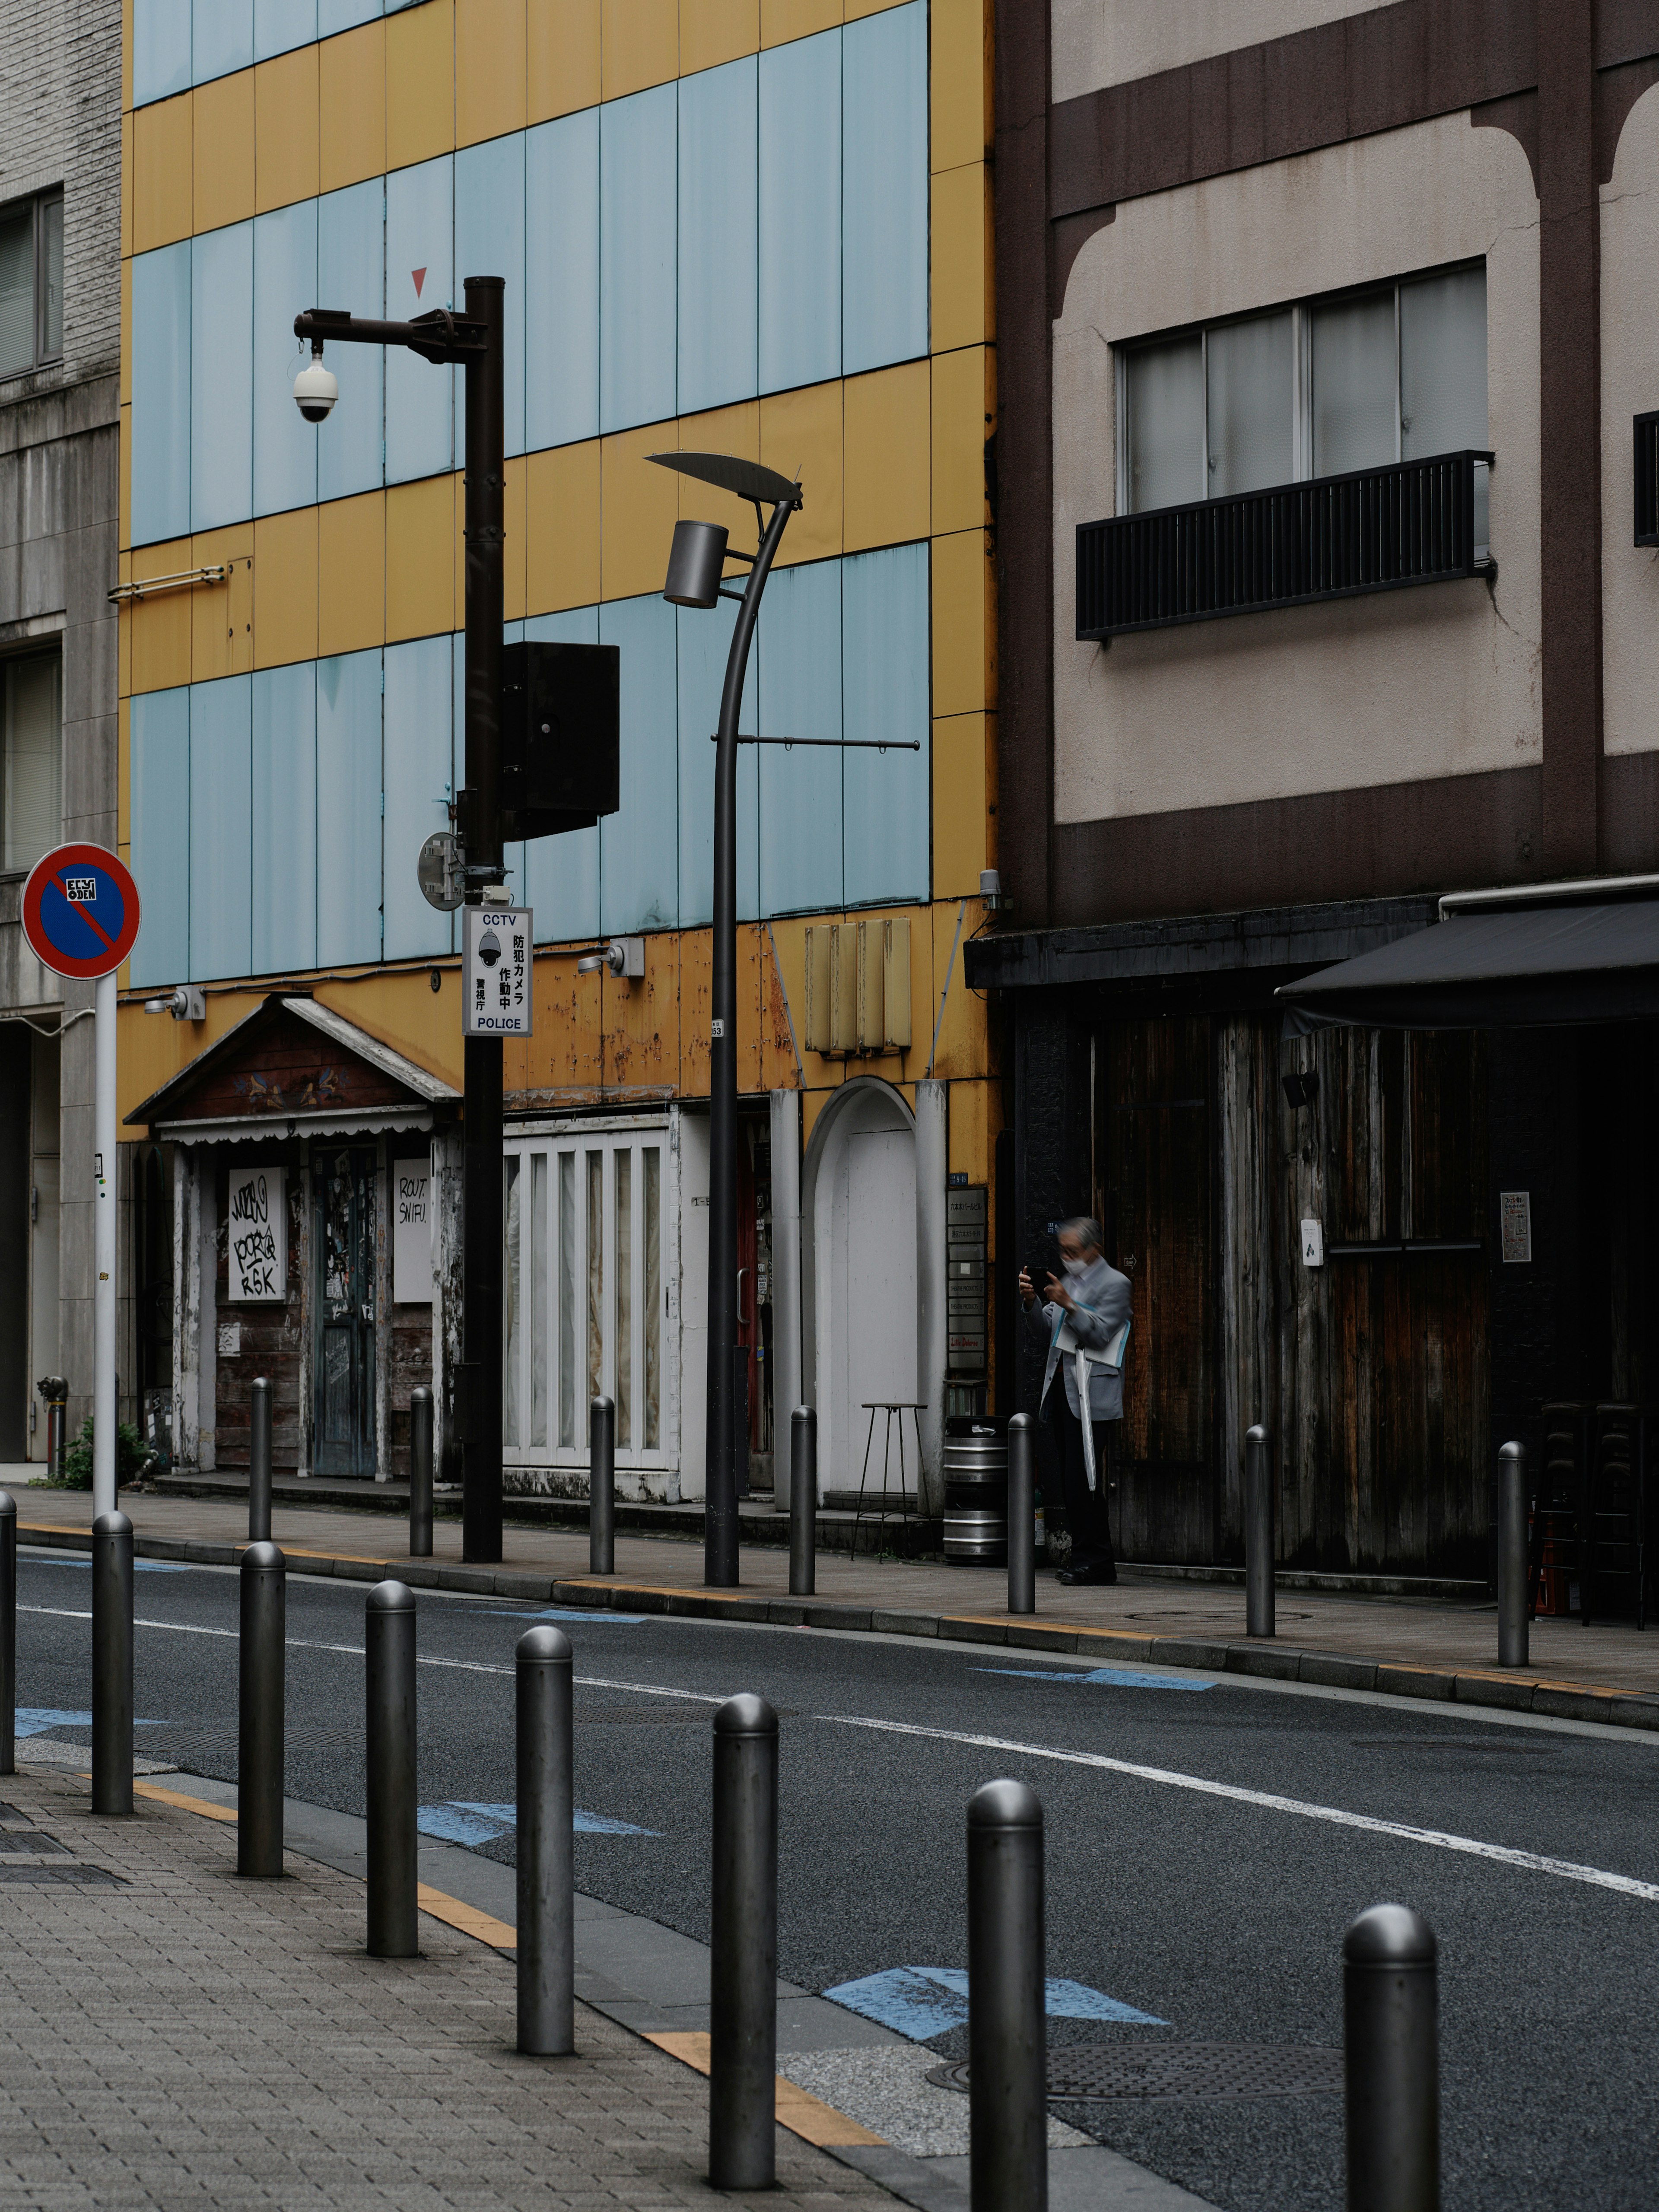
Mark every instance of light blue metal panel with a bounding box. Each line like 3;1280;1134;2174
130;242;192;546
190;222;254;531
385;156;453;484
193;0;252;82
316;180;385;502
599;86;676;435
677;58;756;418
318;0;381;31
598;595;678;935
255;0;316;61
526;112;599;451
841;0;928;374
456;133;526;458
188;675;253;982
842;541;928;906
384;635;454;959
253;199;318;518
523;609;600;943
315;648;383;966
758;30;839;396
133;0;191;107
129;689;191;987
677;598;756;929
757;559;842;916
251;662;317;973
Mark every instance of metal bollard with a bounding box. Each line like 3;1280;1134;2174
365;1580;418;1957
590;1395;615;1576
789;1407;817;1598
38;1376;67;1487
709;1694;779;2191
1343;1904;1440;2212
968;1778;1048;2212
0;1490;14;1777
238;1541;286;1876
1007;1414;1036;1615
92;1509;134;1816
516;1625;575;2055
248;1376;273;1543
409;1387;434;1558
1496;1440;1528;1669
1245;1424;1275;1639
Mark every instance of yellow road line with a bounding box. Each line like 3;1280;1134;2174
642;2029;887;2148
134;1779;238;1824
417;1881;518;1949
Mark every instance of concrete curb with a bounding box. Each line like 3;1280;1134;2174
19;1520;1659;1735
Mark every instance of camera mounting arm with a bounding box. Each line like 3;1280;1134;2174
293;306;490;365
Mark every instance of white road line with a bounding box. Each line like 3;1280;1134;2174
820;1713;1659;1904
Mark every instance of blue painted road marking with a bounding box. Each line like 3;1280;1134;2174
16;1709;166;1737
474;1607;648;1624
974;1665;1214;1691
28;1556;192;1573
417;1799;660;1846
823;1965;1167;2039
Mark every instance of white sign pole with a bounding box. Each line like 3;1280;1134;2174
93;969;118;1517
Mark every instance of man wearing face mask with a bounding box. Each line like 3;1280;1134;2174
1019;1217;1132;1587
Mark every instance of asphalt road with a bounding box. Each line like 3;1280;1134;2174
17;1549;1659;2212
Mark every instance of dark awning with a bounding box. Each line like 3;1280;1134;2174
1276;892;1659;1029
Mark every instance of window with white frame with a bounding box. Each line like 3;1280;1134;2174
2;650;62;874
502;1122;675;1468
1119;263;1488;542
0;190;63;381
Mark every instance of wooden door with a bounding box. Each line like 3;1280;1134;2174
313;1146;377;1477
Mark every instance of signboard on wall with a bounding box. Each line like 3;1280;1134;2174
228;1166;286;1302
462;905;533;1036
1500;1191;1532;1265
394;1158;434;1304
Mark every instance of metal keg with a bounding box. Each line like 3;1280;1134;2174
944;1418;1007;1566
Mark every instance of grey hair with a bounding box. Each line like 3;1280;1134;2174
1061;1216;1104;1252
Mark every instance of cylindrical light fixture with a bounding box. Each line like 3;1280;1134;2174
663;519;729;609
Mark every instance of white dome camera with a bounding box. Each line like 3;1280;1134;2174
293;343;338;423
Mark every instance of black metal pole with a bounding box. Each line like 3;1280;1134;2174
0;1489;14;1778
709;1693;779;2188
1245;1423;1275;1639
249;1376;272;1543
967;1778;1048;2212
409;1386;434;1558
1497;1440;1528;1668
238;1540;285;1877
92;1508;133;1816
789;1407;816;1597
590;1395;615;1575
365;1579;419;1957
516;1624;575;2055
1007;1412;1036;1615
706;493;796;1588
1343;1904;1440;2212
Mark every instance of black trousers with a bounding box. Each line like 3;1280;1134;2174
1050;1395;1118;1572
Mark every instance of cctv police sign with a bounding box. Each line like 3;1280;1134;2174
462;904;532;1037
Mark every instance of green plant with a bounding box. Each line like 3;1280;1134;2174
51;1419;152;1492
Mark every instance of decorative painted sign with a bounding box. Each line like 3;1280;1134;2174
21;843;141;980
227;1165;287;1302
394;1160;433;1304
1500;1191;1532;1265
462;905;532;1036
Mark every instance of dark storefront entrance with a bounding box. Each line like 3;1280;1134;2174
314;1145;377;1478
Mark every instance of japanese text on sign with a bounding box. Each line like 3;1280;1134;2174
462;905;533;1037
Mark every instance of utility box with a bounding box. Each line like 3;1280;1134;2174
498;640;620;839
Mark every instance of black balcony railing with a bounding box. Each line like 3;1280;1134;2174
1076;448;1494;641
1634;412;1659;546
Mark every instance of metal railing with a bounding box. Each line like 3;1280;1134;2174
1077;449;1494;640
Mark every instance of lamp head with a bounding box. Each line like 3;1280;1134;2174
663;519;728;610
293;341;338;423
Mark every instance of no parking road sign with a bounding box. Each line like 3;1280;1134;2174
22;843;141;979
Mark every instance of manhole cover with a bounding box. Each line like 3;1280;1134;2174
927;2043;1343;2102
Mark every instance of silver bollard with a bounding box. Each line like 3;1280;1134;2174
365;1580;418;1957
39;1377;67;1487
516;1625;575;2055
1007;1414;1036;1615
1496;1440;1528;1669
409;1387;434;1558
248;1376;273;1543
790;1407;816;1598
238;1541;285;1876
92;1509;134;1816
1245;1423;1275;1639
0;1491;14;1777
968;1779;1049;2212
590;1395;615;1576
709;1694;779;2191
1344;1904;1440;2212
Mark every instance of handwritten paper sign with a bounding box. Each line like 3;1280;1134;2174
393;1159;433;1304
228;1166;287;1303
1500;1190;1532;1265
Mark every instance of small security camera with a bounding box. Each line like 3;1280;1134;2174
293;342;337;423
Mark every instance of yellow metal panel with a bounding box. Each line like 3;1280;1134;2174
132;93;194;255
680;0;758;74
680;925;711;1096
760;379;842;566
601;422;680;604
503;453;527;621
127;538;194;695
930;711;989;894
525;439;601;613
253;506;319;670
930;528;993;719
191;530;255;681
529;0;601;121
736;925;766;1097
387;474;457;642
254;43;320;215
317;489;386;658
194;70;257;233
843;360;929;553
930;0;990;173
947;1075;1001;1186
931;162;992;355
675;398;761;552
120;113;133;259
319;19;387;194
843;0;907;19
457;0;526;146
930;343;990;537
926;897;988;1080
117;550;132;697
387;0;454;172
883;915;911;1048
602;933;673;1092
761;915;805;1090
762;0;839;37
601;1;677;101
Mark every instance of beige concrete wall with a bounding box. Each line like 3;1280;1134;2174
1600;81;1659;761
1052;0;1396;106
1051;113;1541;826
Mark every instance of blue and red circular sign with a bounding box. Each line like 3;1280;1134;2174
22;843;142;980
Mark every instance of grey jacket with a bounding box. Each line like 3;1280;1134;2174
1026;1255;1133;1423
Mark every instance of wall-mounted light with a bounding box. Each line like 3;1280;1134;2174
979;868;1006;911
143;985;205;1021
662;519;730;609
576;938;645;981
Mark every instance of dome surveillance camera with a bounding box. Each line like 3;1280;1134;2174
293;346;338;423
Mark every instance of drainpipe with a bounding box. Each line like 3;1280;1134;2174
768;1090;802;1513
914;1080;948;1518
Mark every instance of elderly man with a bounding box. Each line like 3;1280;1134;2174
1019;1217;1132;1587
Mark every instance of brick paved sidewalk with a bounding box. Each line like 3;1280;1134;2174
0;1765;895;2211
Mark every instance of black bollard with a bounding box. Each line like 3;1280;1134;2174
967;1778;1048;2212
0;1490;14;1777
1007;1414;1036;1615
365;1580;418;1957
38;1376;67;1487
92;1509;134;1816
1245;1423;1274;1638
516;1624;575;2055
238;1541;285;1877
1343;1904;1440;2212
409;1387;434;1559
1496;1441;1528;1669
590;1395;615;1576
789;1407;816;1598
248;1376;273;1543
709;1694;779;2191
